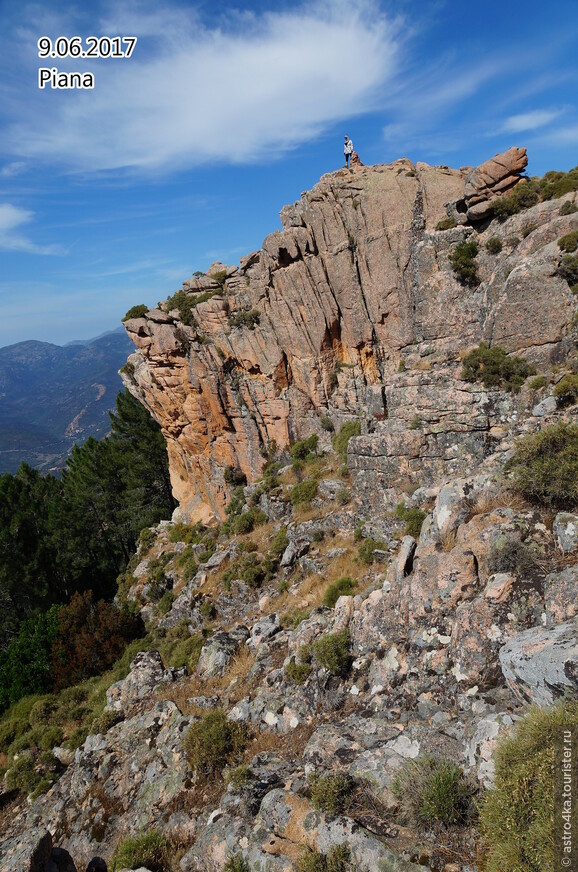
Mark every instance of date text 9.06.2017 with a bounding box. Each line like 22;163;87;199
37;35;137;90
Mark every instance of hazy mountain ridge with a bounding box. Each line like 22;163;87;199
0;330;134;474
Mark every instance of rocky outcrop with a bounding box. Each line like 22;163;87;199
121;149;577;522
463;146;528;220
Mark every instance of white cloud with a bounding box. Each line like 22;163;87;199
0;203;63;254
501;109;561;133
4;0;400;173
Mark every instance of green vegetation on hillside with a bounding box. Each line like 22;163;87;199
0;389;175;710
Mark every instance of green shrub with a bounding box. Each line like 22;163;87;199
210;269;228;287
521;223;538;238
122;304;148;322
280;608;310;630
537;166;578;200
357;536;386;564
199;600;217;621
392;755;474;827
156;590;174;616
408;415;421;430
560;199;578;215
435;217;457;231
165;290;202;326
175;545;198;582
310;772;353;814
224;465;247;486
290;478;318;507
553;373;578;406
331;421;361;461
461;342;536;392
225;764;252;792
284;661;311;685
397;358;406;372
491;181;540;217
38;725;64;750
269;526;289;559
110;829;170;872
184;710;247;774
487;536;536;577
297;844;351;872
228;309;260;330
448;239;479;284
558;230;578;253
323;577;357;608
312;629;351;676
320;415;334;432
138;526;156;552
336;488;350;506
505;422;578;508
529;375;547;389
556;254;578;285
479;700;578;872
485;236;503;254
290;435;319;462
223;856;250;872
395;504;427;538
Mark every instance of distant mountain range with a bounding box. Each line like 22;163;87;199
0;328;134;475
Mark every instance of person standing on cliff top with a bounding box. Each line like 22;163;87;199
344;135;353;167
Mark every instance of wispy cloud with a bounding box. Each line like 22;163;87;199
501;109;561;133
0;204;64;254
3;0;400;174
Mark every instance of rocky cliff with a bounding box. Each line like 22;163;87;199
122;148;576;522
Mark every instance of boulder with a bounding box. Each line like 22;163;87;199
499;617;578;705
197;626;250;679
553;512;578;553
464;146;528;220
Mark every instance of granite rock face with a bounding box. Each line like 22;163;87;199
122;149;577;522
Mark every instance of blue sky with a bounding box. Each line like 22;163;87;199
0;0;576;348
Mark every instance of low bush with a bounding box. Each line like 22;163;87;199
284;660;311;685
165;290;203;327
290;435;319;462
392;755;474;827
138;526;156;552
461;342;535;392
485;236;503;254
331;421;361;461
357;536;386;564
529;375;547;389
558;230;578;253
312;629;352;676
225;764;252;792
553;373;578;406
122;304;148;322
224;466;247;486
395;504;427;538
290;478;318;508
323;576;357;608
280;609;310;630
435;217;457;231
487;536;536;578
223;856;250;872
556;254;578;285
491;181;540;217
184;710;247;775
537;166;578;200
560;199;578;215
479;700;578;872
521;223;538;238
448;239;479;284
175;545;198;582
320;415;334;432
297;844;351;872
310;773;353;814
228;309;260;330
110;829;171;872
156;590;174;616
505;422;578;508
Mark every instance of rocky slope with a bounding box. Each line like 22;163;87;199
2;151;578;872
